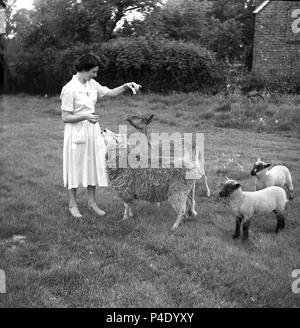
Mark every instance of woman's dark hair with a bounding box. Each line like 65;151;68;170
75;54;101;72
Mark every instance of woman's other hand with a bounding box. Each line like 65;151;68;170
86;113;99;124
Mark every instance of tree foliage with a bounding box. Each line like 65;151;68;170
4;0;259;94
10;0;160;49
118;0;255;65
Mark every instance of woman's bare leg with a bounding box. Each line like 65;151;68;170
87;185;106;216
68;188;83;218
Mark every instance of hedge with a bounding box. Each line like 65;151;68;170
6;37;227;94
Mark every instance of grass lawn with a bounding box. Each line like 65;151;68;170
0;93;299;307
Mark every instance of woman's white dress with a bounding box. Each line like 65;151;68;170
61;74;110;189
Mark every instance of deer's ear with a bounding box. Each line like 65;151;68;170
146;114;154;125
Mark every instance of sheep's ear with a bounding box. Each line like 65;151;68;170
264;163;271;169
235;183;240;189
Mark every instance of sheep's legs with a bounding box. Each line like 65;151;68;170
242;220;250;241
233;216;243;239
122;202;134;221
169;192;187;230
274;210;285;233
171;208;186;230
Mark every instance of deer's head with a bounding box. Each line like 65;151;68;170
125;112;154;135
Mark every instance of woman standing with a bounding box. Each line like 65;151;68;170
61;53;140;218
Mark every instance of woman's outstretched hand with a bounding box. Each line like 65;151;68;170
123;82;142;94
86;113;99;124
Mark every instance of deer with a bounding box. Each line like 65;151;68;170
234;83;269;107
125;112;211;198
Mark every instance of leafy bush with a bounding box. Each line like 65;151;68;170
7;37;227;95
99;36;227;94
7;43;100;94
229;68;300;95
266;70;300;94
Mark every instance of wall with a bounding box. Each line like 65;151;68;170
252;1;300;77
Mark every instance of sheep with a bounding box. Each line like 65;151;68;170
219;179;288;241
250;159;294;200
101;124;203;230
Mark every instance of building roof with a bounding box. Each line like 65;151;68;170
253;0;270;14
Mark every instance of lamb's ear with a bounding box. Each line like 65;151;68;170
235;183;240;189
264;163;271;169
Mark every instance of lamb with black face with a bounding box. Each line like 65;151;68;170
250;160;271;176
219;180;240;197
219;178;288;241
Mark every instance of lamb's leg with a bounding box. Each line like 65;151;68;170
285;173;294;200
233;216;243;239
242;219;251;241
169;192;187;230
274;210;285;233
284;185;293;201
122;202;134;221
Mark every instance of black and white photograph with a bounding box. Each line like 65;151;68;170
0;0;299;310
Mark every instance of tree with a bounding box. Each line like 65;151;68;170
24;0;93;49
77;0;161;42
160;0;211;41
202;17;244;61
9;0;161;50
208;0;256;67
118;0;212;40
117;0;253;65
